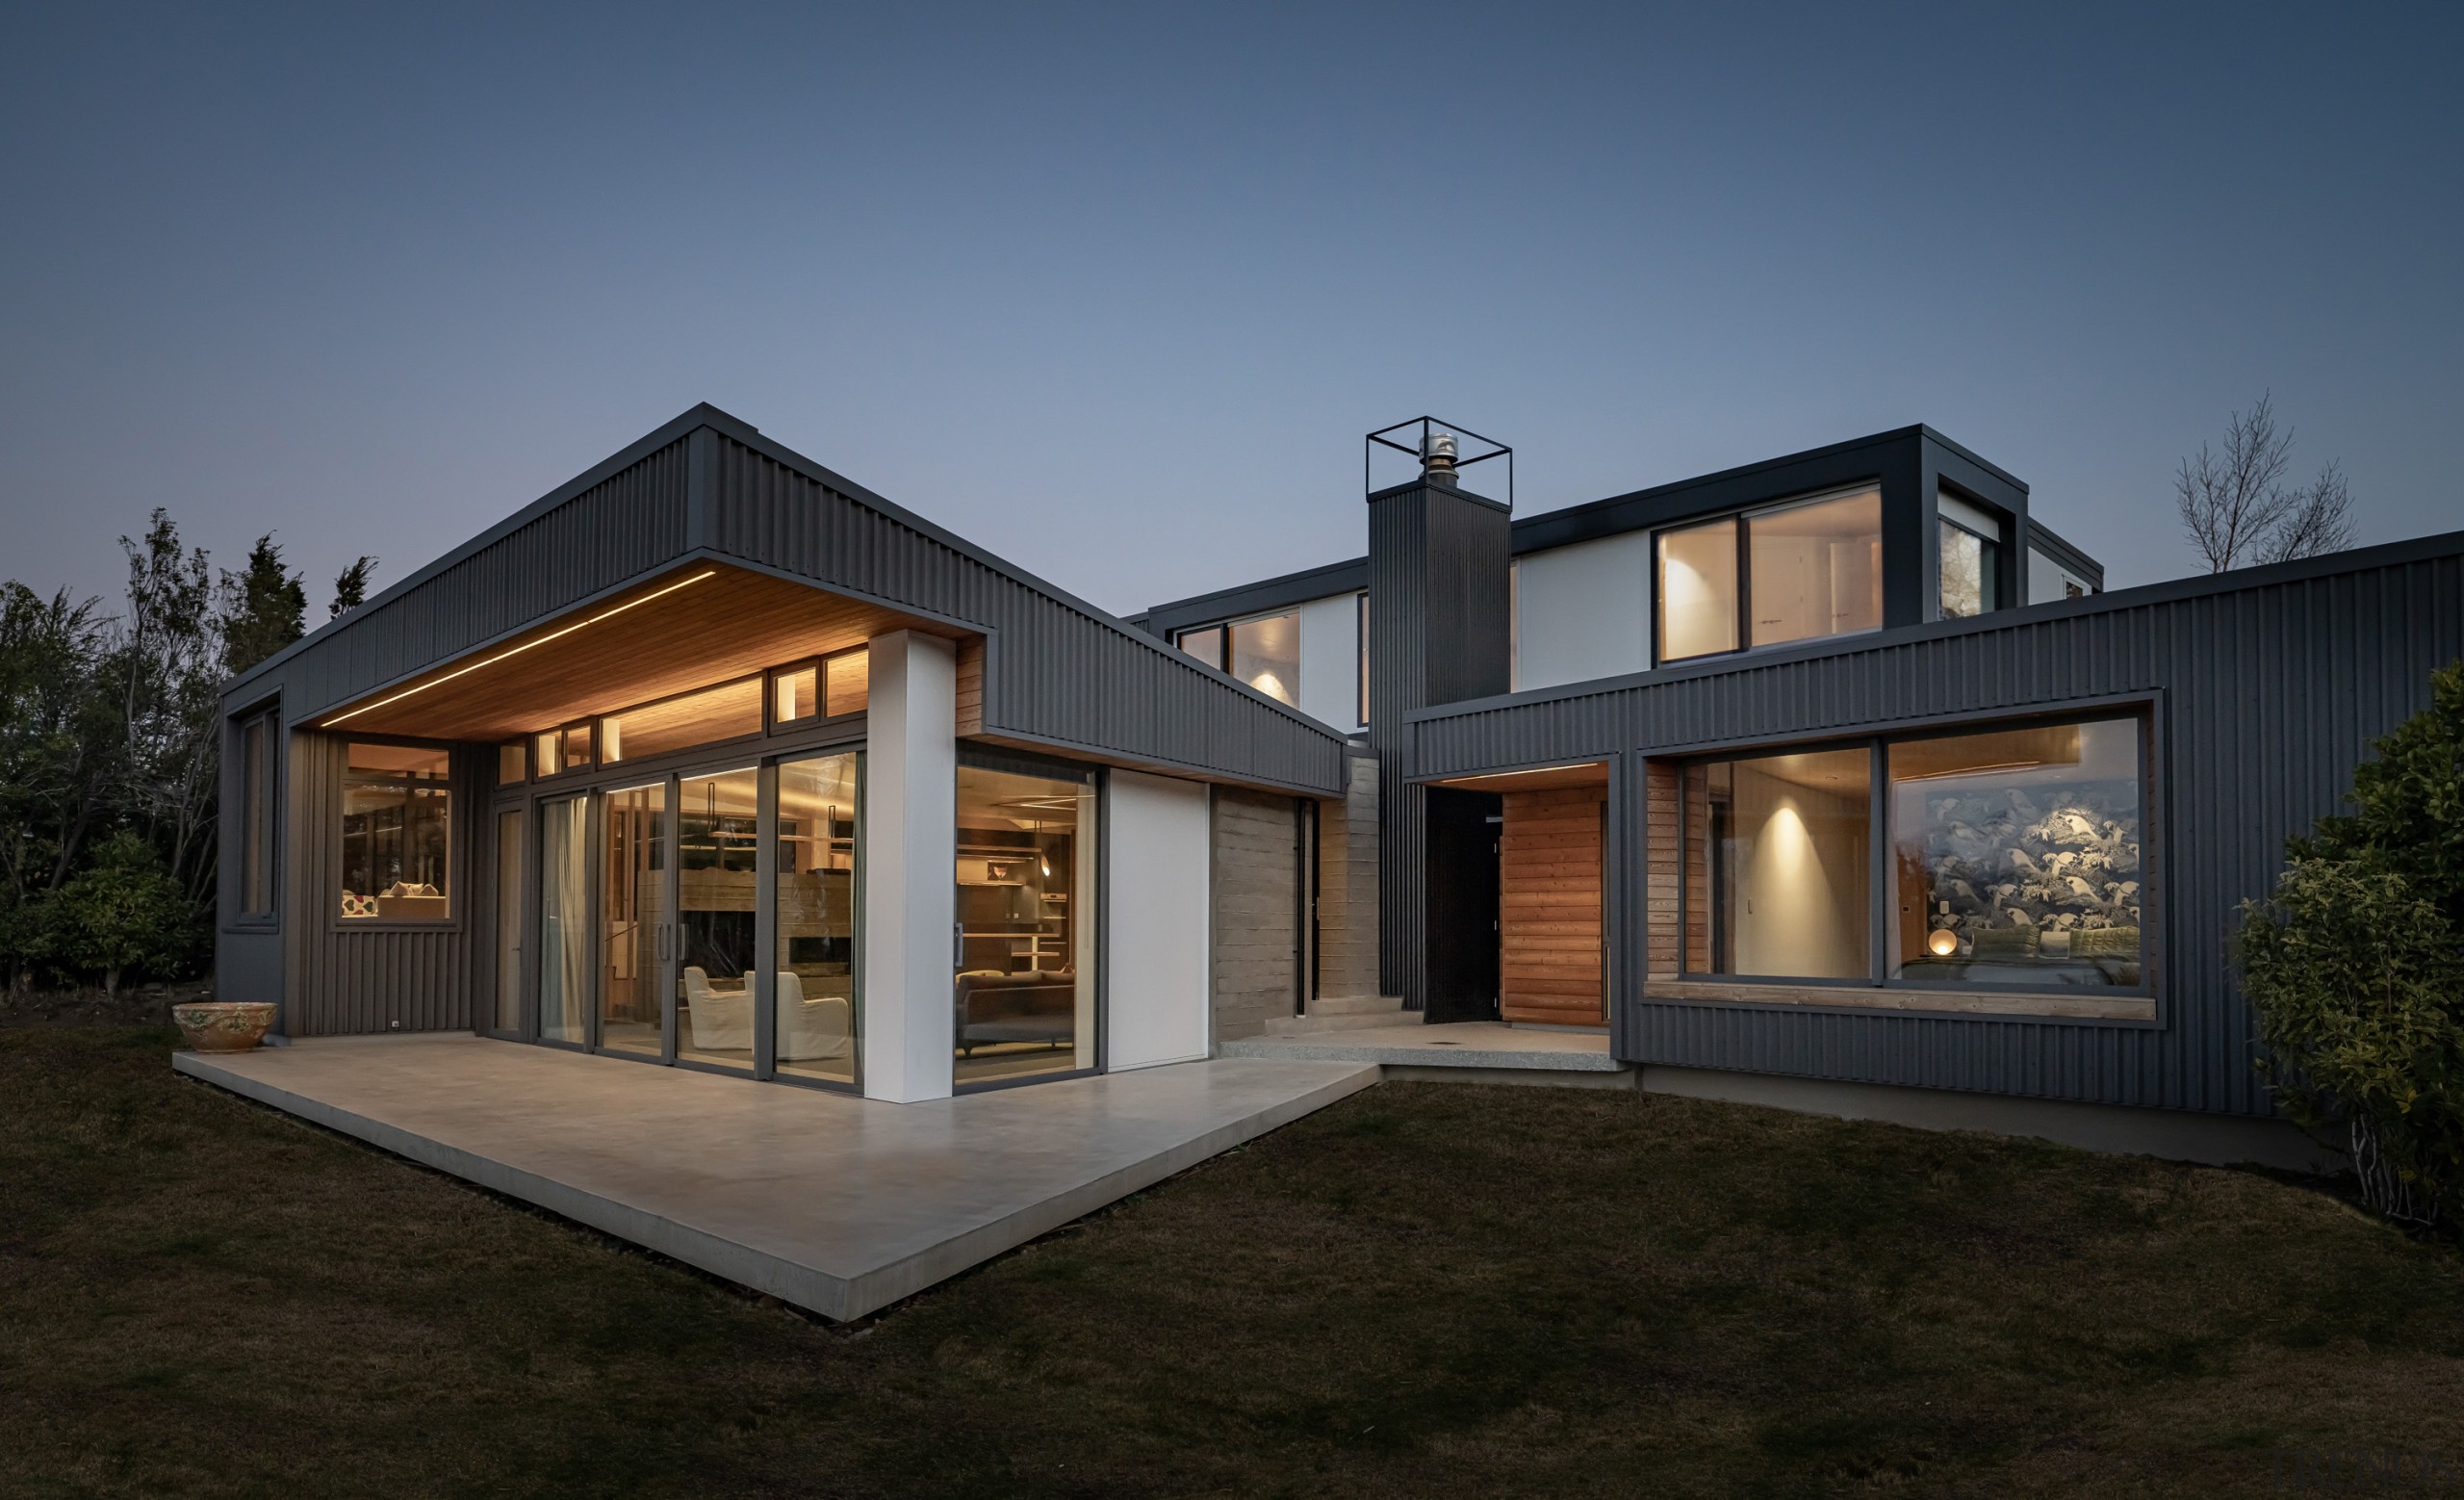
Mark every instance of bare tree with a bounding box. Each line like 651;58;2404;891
2256;460;2355;565
2175;393;2358;571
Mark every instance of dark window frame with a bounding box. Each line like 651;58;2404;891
1653;482;1886;669
1674;706;2157;1008
766;644;871;733
597;673;766;768
1937;514;2002;620
229;703;282;928
330;733;463;934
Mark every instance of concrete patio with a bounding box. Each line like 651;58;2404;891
175;1035;1376;1321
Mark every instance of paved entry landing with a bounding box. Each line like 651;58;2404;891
175;1036;1376;1321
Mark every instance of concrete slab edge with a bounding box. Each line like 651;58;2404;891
1219;1039;1622;1071
174;1052;861;1319
839;1062;1381;1317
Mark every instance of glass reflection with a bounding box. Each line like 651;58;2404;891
676;768;760;1069
954;761;1097;1086
776;753;860;1083
599;783;667;1056
1890;720;2143;987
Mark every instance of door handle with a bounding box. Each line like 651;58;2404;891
954;921;965;970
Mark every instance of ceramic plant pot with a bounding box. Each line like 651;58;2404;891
173;1001;276;1052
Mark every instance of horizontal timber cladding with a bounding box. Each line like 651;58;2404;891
1408;532;2464;1118
1499;786;1606;1025
282;732;476;1036
705;427;1345;796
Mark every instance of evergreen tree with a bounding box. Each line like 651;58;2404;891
329;555;377;618
220;533;306;676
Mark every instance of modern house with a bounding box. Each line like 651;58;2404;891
217;403;2464;1170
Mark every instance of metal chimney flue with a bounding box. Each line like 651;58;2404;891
1421;427;1459;484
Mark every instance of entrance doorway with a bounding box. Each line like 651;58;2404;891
1425;762;1612;1028
1423;786;1502;1022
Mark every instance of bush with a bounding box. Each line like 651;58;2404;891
49;832;188;996
2239;659;2464;1228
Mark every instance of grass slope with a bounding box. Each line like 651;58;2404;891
5;1026;2462;1498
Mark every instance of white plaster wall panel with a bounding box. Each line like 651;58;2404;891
1296;592;1363;731
2029;548;2090;605
1513;531;1656;691
1105;769;1213;1070
860;631;958;1103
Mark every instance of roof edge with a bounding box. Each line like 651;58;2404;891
1403;526;2464;725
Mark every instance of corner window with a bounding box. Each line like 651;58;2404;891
1656;487;1883;663
340;743;451;921
1657;711;2151;1014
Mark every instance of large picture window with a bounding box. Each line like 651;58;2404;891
1889;719;2143;987
1686;748;1871;979
1667;712;2150;1013
340;742;451;921
1656;486;1883;663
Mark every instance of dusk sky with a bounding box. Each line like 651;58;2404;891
4;4;2457;620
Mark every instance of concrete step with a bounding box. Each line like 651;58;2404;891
1309;994;1409;1017
1260;1010;1414;1036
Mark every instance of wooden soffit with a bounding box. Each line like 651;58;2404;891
1429;761;1610;794
316;562;965;741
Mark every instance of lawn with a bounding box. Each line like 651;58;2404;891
6;1026;2463;1498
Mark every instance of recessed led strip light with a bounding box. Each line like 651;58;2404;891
320;570;720;728
1449;762;1605;785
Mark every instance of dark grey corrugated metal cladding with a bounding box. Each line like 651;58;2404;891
1407;531;2464;1118
1365;476;1513;1007
699;424;1345;793
217;404;1347;1035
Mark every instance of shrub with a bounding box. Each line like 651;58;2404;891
49;832;187;996
2239;659;2464;1228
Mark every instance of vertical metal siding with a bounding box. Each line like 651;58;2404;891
704;435;1344;794
280;733;475;1035
1409;543;2464;1118
220;416;1350;1038
284;440;692;719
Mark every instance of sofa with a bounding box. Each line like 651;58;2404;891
954;970;1077;1055
680;967;853;1059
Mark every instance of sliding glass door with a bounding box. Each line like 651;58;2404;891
776;752;860;1084
517;751;861;1087
537;794;589;1044
676;767;760;1070
599;782;668;1057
